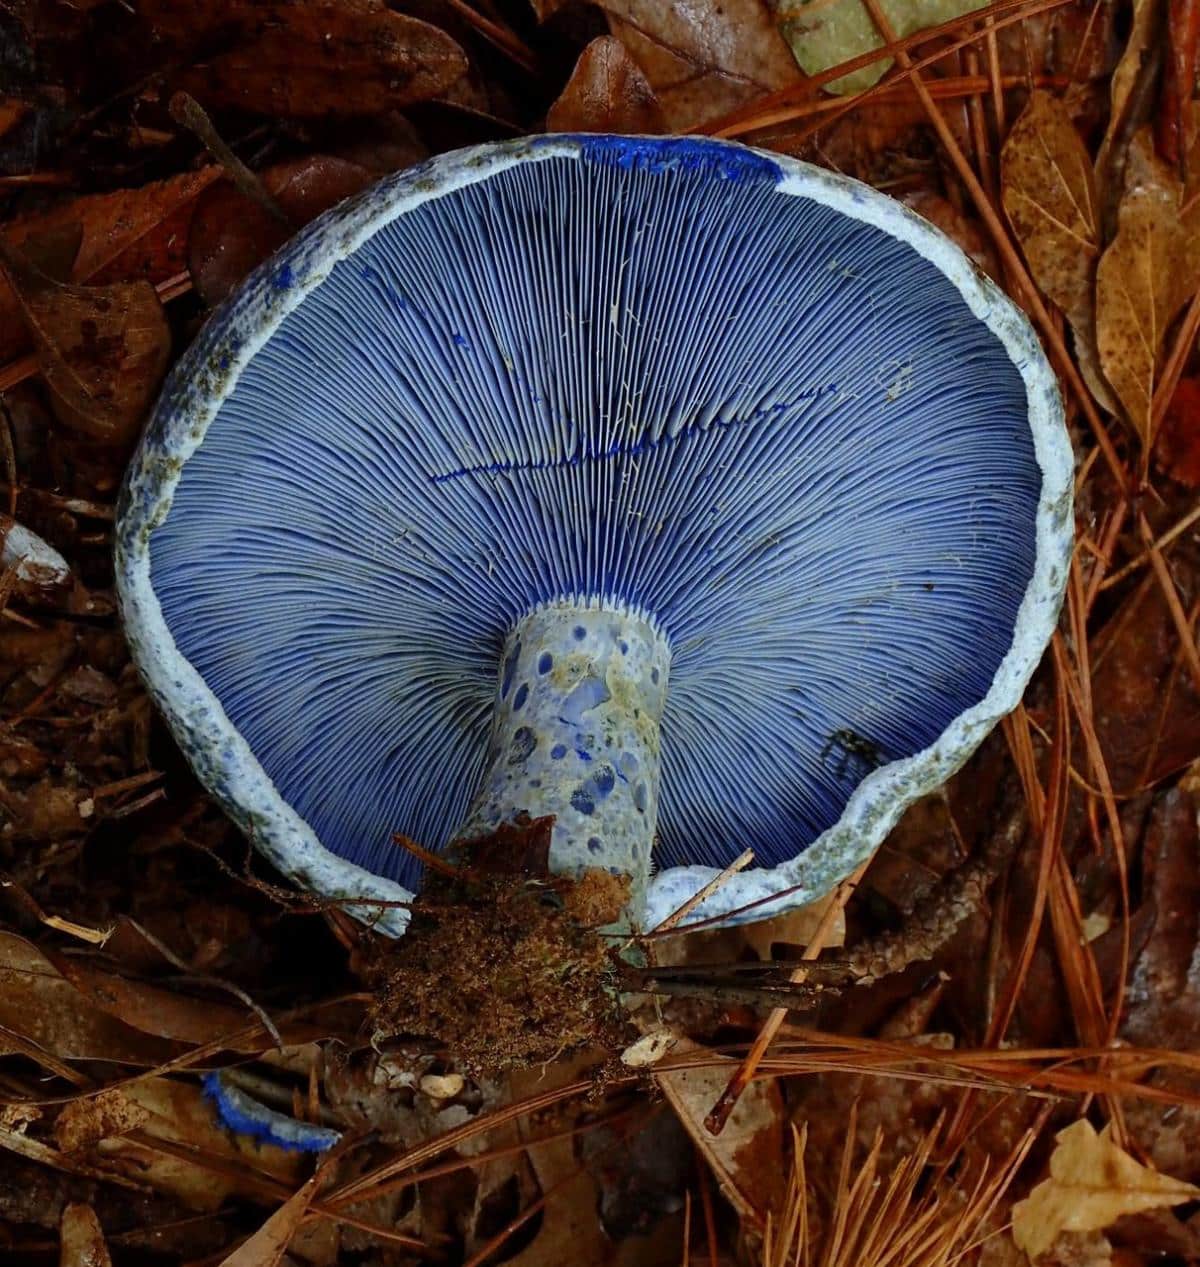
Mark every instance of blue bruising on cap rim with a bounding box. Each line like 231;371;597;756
548;134;784;185
202;1071;341;1154
273;263;296;291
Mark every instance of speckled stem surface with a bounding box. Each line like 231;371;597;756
455;603;669;915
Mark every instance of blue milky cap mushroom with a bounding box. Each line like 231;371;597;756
116;135;1073;938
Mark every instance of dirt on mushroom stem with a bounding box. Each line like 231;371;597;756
366;814;634;1079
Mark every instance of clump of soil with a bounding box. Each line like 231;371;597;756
368;816;631;1077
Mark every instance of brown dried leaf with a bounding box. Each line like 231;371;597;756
1013;1120;1200;1260
189;156;376;306
143;0;468;119
547;36;665;134
0;932;182;1066
606;0;801;131
55;1089;150;1154
1001;90;1115;411
218;1172;321;1267
59;1203;111;1267
0;240;170;446
0;168;219;361
1096;131;1200;449
44;950;317;1052
1156;377;1200;486
655;1038;787;1228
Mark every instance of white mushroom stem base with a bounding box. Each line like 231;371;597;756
454;603;670;922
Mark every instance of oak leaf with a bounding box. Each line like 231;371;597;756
1012;1119;1200;1260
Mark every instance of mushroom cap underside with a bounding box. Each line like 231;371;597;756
117;135;1071;932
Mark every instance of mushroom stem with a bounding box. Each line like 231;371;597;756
455;603;670;921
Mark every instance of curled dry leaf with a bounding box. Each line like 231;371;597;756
189;156;376;306
1013;1119;1200;1260
1001;89;1115;412
772;0;986;94
1095;0;1163;219
59;1203;112;1267
142;0;468;119
605;0;801;131
547;36;665;135
1095;131;1200;452
0;239;170;447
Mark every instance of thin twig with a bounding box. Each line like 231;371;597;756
648;848;754;934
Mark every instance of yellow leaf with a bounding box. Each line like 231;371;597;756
1012;1119;1200;1260
773;0;985;95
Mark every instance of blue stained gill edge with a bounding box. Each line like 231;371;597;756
202;1071;342;1153
115;134;1073;939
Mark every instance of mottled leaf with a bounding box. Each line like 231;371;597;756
1001;89;1115;411
1096;131;1200;449
1013;1119;1200;1259
773;0;985;94
606;0;801;131
547;36;665;134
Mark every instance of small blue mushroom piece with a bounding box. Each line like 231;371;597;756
203;1071;341;1153
116;134;1072;937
